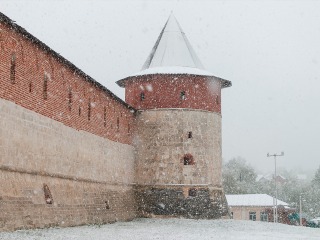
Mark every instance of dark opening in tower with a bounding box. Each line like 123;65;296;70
180;91;185;100
183;153;195;165
188;188;197;197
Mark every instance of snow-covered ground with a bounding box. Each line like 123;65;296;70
1;218;320;240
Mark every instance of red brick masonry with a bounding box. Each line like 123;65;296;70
0;15;135;146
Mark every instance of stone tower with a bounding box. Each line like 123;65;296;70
117;14;232;218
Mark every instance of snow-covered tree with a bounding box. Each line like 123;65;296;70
312;166;320;187
222;157;257;194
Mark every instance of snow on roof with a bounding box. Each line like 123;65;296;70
117;66;232;88
226;194;289;207
116;14;232;88
130;66;216;77
141;13;205;70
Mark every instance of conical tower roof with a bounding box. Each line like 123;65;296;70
141;13;205;70
116;14;231;88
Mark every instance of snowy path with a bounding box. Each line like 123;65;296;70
1;218;320;240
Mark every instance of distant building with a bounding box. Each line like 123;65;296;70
226;194;294;223
256;174;286;185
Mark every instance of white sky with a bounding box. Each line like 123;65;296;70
1;0;320;173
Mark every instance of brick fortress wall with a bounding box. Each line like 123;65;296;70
0;16;135;145
0;15;137;231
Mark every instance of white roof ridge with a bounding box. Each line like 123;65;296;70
226;194;289;207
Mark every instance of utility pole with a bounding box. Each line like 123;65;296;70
300;195;302;226
267;152;284;223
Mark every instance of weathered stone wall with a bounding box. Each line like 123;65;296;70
0;98;136;231
134;109;222;186
134;109;227;218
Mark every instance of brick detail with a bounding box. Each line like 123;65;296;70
123;74;222;113
0;20;135;146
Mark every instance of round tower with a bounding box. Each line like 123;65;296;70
117;14;231;219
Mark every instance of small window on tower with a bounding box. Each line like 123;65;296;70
141;92;145;101
188;132;192;139
188;188;197;197
183;154;195;165
180;91;185;100
216;95;220;104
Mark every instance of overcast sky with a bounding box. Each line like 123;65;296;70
1;0;320;173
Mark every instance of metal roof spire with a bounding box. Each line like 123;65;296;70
141;13;205;70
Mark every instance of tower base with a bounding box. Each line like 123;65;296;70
135;185;229;219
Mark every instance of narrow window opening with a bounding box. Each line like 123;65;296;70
62;71;66;85
43;184;53;205
188;188;197;197
29;80;32;93
128;122;130;134
141;92;145;101
116;116;119;131
111;123;113;129
216;95;220;105
68;87;72;110
188;132;192;139
43;74;48;99
183;153;195;165
180;91;185;100
103;107;106;127
105;201;110;210
88;98;91;120
10;53;16;84
0;35;3;50
79;107;81;116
